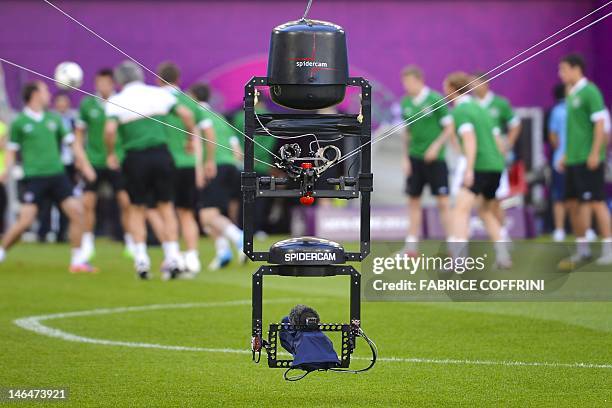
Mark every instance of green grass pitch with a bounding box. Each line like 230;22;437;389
0;238;611;407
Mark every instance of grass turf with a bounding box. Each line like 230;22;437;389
0;238;611;407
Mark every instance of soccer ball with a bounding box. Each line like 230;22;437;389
54;61;83;90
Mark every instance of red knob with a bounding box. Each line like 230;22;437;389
300;195;315;206
301;162;313;169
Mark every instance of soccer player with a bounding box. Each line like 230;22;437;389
548;83;569;242
0;81;94;272
189;83;245;270
472;73;522;241
557;54;611;266
37;91;78;243
400;66;453;255
75;68;135;260
104;61;196;279
156;61;217;275
443;72;511;267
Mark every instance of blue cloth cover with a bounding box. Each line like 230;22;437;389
279;316;340;371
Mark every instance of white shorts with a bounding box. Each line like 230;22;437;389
495;168;510;199
450;155;467;197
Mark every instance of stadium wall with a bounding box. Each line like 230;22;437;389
0;0;608;111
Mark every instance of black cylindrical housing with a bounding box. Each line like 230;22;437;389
267;19;349;110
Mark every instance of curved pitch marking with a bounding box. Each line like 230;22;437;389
13;301;612;370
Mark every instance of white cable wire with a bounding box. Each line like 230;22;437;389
42;0;281;161
254;110;344;168
309;136;343;153
332;8;612;169
0;57;276;169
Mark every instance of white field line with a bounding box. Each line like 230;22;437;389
13;301;612;370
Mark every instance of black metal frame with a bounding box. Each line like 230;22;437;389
242;76;372;369
252;265;361;368
241;76;373;263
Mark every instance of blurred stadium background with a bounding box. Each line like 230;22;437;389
0;2;611;406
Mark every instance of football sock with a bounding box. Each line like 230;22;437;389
602;238;612;253
215;237;231;257
124;233;135;251
70;248;83;266
576;237;591;258
134;243;150;267
82;232;95;250
404;235;418;253
162;241;180;262
223;224;242;245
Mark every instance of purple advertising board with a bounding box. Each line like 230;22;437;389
1;0;610;111
293;205;533;242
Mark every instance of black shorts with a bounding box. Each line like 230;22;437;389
84;168;125;193
173;167;197;209
470;171;502;200
64;164;78;186
565;163;605;202
197;164;241;212
19;174;74;206
406;157;449;197
122;145;175;206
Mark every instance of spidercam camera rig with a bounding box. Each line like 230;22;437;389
241;17;377;381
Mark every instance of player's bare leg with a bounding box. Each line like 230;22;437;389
82;192;97;235
199;207;244;269
567;199;581;235
553;201;567;242
80;191;97;261
592;201;612;265
157;201;183;279
491;200;510;241
478;200;502;242
592;202;612;238
403;196;422;255
478;199;511;268
228;199;240;225
60;197;84;249
117;191;136;258
199;209;230;270
60;197;96;273
560;199;592;269
0;204;39;260
177;208;201;274
451;189;475;241
157;202;179;241
436;195;451;241
575;202;592;257
130;205;151;279
447;188;475;259
146;208;166;242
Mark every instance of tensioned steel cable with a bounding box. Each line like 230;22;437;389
302;0;314;20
